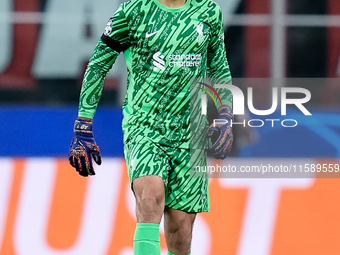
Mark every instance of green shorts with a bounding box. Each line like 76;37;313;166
124;137;209;213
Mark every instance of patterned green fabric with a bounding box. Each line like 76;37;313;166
79;41;119;119
78;0;232;149
124;137;209;212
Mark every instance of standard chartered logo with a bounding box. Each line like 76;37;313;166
153;51;202;71
169;53;202;67
153;51;165;71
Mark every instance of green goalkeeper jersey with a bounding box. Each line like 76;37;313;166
78;0;232;148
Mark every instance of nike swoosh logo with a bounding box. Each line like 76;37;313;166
146;30;160;38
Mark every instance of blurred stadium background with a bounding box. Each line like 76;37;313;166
0;0;340;254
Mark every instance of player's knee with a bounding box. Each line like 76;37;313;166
136;195;164;222
169;219;192;241
135;183;164;209
133;176;165;222
167;226;192;253
168;221;192;237
138;195;163;211
136;190;164;220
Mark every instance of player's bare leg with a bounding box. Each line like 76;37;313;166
164;207;196;255
132;175;165;255
133;175;165;223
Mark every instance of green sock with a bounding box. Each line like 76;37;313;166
134;223;160;255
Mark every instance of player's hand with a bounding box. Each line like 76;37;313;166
68;118;102;177
206;105;233;159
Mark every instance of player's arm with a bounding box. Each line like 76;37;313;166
206;5;233;159
79;3;131;119
69;4;131;176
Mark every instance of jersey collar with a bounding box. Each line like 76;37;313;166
153;0;191;12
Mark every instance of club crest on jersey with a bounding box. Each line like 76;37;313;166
104;19;113;36
197;23;204;42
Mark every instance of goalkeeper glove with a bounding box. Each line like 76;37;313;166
206;105;233;159
68;118;102;177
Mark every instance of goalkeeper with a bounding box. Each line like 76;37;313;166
69;0;233;254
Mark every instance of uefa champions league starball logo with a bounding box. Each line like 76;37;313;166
104;19;113;36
